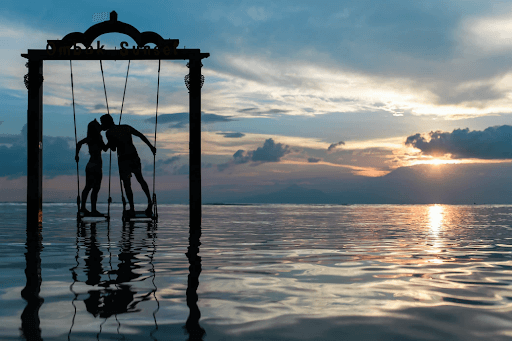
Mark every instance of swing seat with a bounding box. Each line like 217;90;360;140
122;210;157;222
77;211;109;220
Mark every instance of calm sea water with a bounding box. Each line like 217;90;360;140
1;203;512;340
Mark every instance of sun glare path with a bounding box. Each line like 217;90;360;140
428;205;444;235
426;205;445;260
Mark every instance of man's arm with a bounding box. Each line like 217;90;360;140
130;127;156;155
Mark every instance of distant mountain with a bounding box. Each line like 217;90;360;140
237;184;336;204
218;163;512;204
33;162;512;204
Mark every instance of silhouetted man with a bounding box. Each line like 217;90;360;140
100;114;156;216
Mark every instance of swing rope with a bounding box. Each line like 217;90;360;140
148;60;161;219
153;60;160;202
117;60;131;214
99;60;112;219
70;60;80;213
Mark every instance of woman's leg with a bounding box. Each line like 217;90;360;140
81;184;92;211
90;171;103;214
82;162;96;212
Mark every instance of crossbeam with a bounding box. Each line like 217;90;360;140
21;48;209;61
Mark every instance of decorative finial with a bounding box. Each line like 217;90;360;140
110;11;117;21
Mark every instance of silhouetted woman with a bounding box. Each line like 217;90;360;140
75;119;108;216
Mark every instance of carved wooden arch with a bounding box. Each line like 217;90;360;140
47;11;178;50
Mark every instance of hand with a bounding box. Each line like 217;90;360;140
75;154;79;162
151;146;156;155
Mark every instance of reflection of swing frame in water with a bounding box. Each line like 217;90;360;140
21;218;205;340
22;11;208;227
68;221;160;339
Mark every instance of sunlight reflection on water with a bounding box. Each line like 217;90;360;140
1;204;512;340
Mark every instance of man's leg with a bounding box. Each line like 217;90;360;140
122;175;135;212
91;186;100;214
133;170;153;214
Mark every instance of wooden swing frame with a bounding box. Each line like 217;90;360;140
22;11;209;231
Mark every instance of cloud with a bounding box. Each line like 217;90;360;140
217;132;245;138
143;156;213;176
0;124;77;178
0;133;22;144
463;10;512;53
173;164;189;175
236;108;290;117
251;138;291;162
327;141;345;152
217;162;230;172
217;138;291;171
146;112;234;129
405;125;512;159
307;157;321;163
144;156;180;173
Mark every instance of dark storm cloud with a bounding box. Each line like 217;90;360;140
405;125;512;159
308;157;321;163
146;113;234;129
94;104;106;110
0;124;76;178
217;138;291;171
327;141;345;152
217;132;245;138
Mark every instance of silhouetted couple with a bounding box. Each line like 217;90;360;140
75;114;156;217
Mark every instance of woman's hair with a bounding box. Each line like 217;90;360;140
87;119;104;147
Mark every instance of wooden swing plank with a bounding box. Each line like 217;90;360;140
79;211;107;217
77;211;109;222
122;210;157;221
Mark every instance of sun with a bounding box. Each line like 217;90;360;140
429;159;446;166
410;157;461;167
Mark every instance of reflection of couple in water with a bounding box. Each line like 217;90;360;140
75;114;156;217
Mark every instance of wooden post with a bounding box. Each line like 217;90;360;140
185;226;205;338
21;226;44;340
26;59;43;227
188;58;202;231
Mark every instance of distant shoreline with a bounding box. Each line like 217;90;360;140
0;202;504;205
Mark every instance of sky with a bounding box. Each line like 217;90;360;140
2;1;512;204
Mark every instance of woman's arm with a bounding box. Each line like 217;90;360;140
75;138;87;162
101;137;108;152
105;130;116;152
